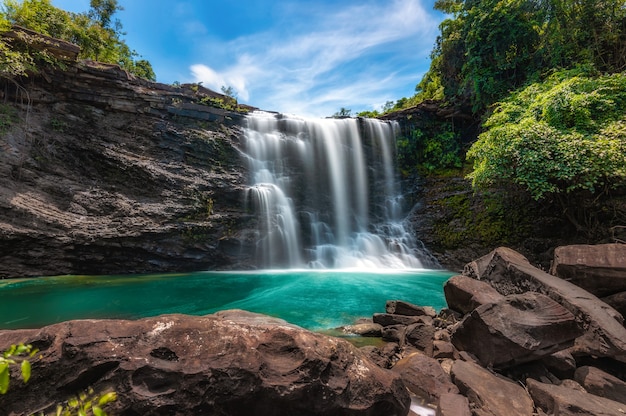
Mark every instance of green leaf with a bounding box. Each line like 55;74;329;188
98;392;117;406
21;360;31;383
92;405;104;416
0;362;9;394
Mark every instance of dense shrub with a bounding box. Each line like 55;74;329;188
467;69;626;200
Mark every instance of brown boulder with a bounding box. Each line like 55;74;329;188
551;244;626;297
450;360;534;416
451;292;582;368
602;291;626;319
436;393;471;416
527;378;626;415
405;323;435;355
464;247;626;359
386;300;436;317
391;352;459;402
0;311;410;416
443;275;504;315
574;366;626;405
373;313;423;327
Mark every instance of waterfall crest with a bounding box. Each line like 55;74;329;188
243;111;426;269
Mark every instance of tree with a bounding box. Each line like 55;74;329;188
220;85;237;99
332;107;352;118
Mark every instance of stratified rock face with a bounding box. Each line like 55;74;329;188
451;292;582;368
464;247;626;360
551;244;626;297
0;62;257;278
0;311;410;416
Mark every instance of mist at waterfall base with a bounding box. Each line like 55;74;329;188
0;113;451;333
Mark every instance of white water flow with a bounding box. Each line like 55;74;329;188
243;111;425;269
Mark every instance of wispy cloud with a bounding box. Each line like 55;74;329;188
188;0;440;117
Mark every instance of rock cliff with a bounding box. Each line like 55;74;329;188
0;61;257;278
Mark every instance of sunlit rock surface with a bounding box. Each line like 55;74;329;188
0;310;410;416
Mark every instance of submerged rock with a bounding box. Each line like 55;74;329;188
0;311;410;416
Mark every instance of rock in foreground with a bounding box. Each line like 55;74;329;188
0;311;410;416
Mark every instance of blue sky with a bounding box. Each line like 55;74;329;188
52;0;444;117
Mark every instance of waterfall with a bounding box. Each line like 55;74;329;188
242;111;425;270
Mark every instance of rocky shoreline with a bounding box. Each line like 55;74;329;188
1;244;625;415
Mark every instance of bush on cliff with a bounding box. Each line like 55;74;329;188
467;68;626;202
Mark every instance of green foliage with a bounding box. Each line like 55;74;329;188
0;102;17;132
220;85;237;99
0;0;155;80
332;107;352;118
0;343;37;394
397;122;462;175
199;95;249;113
467;70;626;200
2;344;117;416
416;0;626;115
50;388;117;416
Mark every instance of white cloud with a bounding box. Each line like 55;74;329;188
188;0;440;117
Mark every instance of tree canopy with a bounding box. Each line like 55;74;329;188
0;0;155;81
410;0;626;114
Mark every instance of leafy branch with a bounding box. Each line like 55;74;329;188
0;343;37;394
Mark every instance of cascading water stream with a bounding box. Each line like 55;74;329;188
242;111;427;269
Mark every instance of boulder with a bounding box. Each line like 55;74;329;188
391;352;459;402
451;292;582;368
0;311;410;416
373;313;424;327
541;350;577;379
527;378;626;416
574;366;626;405
436;393;471;416
551;244;626;297
432;341;457;360
450;360;534;416
381;325;408;345
602;291;626;320
405;323;435;355
339;322;383;337
386;300;436;317
464;247;626;359
443;275;504;315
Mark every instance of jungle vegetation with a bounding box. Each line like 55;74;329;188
396;0;626;207
0;0;155;82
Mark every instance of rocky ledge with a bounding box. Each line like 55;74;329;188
2;243;625;415
0;310;410;416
